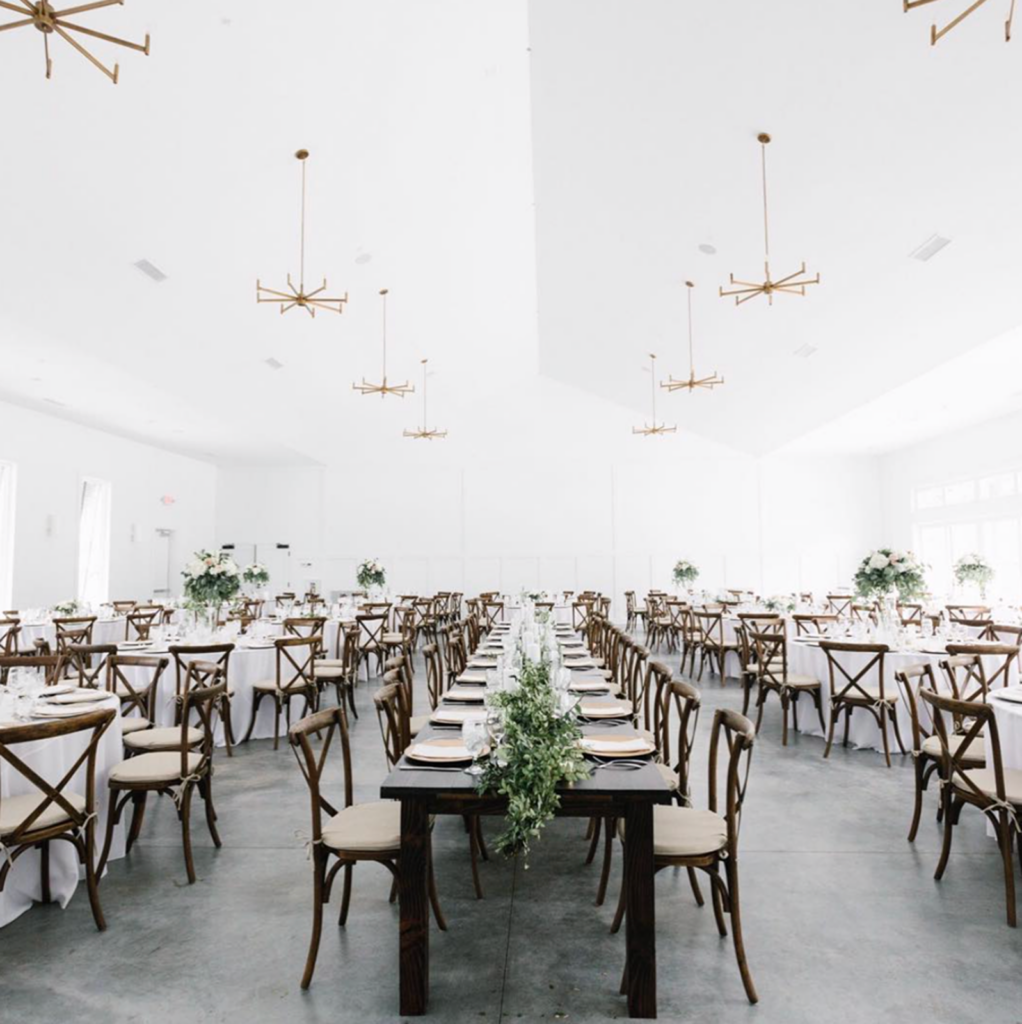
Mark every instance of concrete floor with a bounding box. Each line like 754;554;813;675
3;641;1022;1024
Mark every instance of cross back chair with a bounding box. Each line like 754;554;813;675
312;623;361;720
0;654;62;687
53;617;98;672
125;607;161;641
99;681;225;886
0;706;115;931
625;591;638;632
749;628;824;746
820;641;904;767
65;642;117;690
108;653;169;740
610;707;759;1004
285;616;327;643
825;595;854;617
920;689;1022;927
941;643;1020;702
0;618;20;656
897;603;924;627
947;605;991;624
986;624;1022;666
245;636;319;749
169;643;235;754
483;600;505;634
290;704;447;990
355;613;388;681
111;600;137;615
691;609;738;685
423;642;446;710
792;613;839;636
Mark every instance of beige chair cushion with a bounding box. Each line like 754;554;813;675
382;633;405;644
769;673;819;689
252;678;312;693
652;806;727;857
317;658;345;668
833;686;898;703
0;790;85;837
960;767;1022;805
313;666;346;680
120;716;151;734
124;726;202;751
110;751;202;785
321;800;401;853
921;733;986;764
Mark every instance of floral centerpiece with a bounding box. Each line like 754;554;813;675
853;548;926;601
182;550;241;608
356;558;386;592
477;657;591;860
763;594;796;613
954;553;994;598
52;599;79;617
672;560;699;586
242;562;270;588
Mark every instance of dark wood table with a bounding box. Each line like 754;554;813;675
380;704;670;1019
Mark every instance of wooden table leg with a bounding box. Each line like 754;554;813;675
624;799;657;1019
399;796;430;1015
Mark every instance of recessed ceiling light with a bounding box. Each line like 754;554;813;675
264;357;284;370
909;234;951;262
698;243;717;255
133;258;168;282
355;252;372;265
793;344;817;358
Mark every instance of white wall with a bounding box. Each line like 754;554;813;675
0;399;218;608
217;375;883;612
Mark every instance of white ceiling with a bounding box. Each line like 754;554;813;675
2;1;1021;463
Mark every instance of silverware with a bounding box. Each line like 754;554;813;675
397;765;466;773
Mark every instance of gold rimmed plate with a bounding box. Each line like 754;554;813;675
580;734;656;759
578;702;634;720
443;688;487;704
406;738;487;765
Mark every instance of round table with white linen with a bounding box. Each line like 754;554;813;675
0;691;125;928
16;616;128;651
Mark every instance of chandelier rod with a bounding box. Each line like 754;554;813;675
422;359;428;426
299;155;306;292
686;283;695;376
381;289;389;379
760;135;771;261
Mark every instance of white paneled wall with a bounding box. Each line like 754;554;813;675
0;399;217;608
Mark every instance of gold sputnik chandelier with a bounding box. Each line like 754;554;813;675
721;133;820;307
0;0;150;84
257;150;348;318
403;360;447;440
905;0;1015;44
633;354;676;437
662;281;724;393
353;288;414;398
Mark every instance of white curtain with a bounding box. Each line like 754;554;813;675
77;477;112;608
0;462;15;609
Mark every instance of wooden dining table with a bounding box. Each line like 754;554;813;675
380;649;671;1019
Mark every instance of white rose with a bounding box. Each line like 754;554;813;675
868;553;889;571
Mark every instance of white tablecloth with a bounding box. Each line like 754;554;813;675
0;693;125;928
17;617;127;651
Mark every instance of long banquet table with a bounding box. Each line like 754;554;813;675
380;624;670;1019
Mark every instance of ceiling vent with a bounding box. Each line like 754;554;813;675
793;344;817;358
909;234;951;262
133;258;168;282
264;357;284;370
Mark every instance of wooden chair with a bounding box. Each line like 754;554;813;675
610;707;759;1004
245;636;319;750
941;643;1020;700
125;607;161;641
825;595;854;617
750;629;824;745
290;704;447;989
355;613;388;681
0;654;62;687
65;642;117;690
108;653;168;739
921;689;1022;926
0;618;20;656
820;641;904;767
315;623;360;719
111;600;137;615
691;609;738;684
897;603;924;627
947;605;991;624
0;706;115;930
99;681;225;885
284;616;327;642
624;591;638;632
792;613;839;636
53;616;97;673
483;600;505;634
168;644;236;756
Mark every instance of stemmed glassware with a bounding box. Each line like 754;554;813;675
462;719;488;775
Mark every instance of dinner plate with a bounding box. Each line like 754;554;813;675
569;680;610;693
991;688;1022;705
42;690;110;705
406;739;485;764
32;704;99;719
468;658;498;668
457;671;488;685
566;659;596;670
443;688;486;703
430;708;488;725
580;734;656;758
578;702;633;719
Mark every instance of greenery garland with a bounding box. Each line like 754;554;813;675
672;559;699;585
476;658;591;860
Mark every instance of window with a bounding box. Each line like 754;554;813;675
0;461;15;609
915;486;944;511
943;480;976;506
77;477;112;608
980;472;1017;501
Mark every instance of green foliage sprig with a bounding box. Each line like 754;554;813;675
476;658;591;860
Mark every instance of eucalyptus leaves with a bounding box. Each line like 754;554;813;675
356;558;386;591
476;658;590;860
182;550;242;606
673;560;699;586
954;553;994;597
853;548;926;601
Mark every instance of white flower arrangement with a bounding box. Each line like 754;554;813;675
954;553;994;596
854;548;926;600
356;558;386;590
242;562;270;587
763;594;796;613
182;549;242;606
672;560;699;586
53;599;79;617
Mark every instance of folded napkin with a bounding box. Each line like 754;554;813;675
43;690;110;705
581;737;649;753
445;689;485;702
569;681;609;692
580;704;631;717
432;709;487;723
458;671;488;684
411;743;471;759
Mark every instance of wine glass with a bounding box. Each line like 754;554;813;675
462;720;488;776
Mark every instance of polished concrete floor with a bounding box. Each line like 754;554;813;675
3;639;1022;1024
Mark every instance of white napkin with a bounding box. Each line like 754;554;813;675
458;672;488;684
570;681;609;692
582;737;649;753
580;704;630;717
433;709;487;723
411;743;471;759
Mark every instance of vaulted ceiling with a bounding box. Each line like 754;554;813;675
2;0;1020;464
